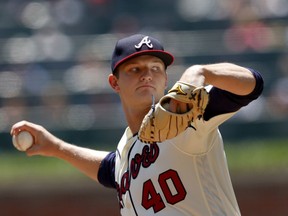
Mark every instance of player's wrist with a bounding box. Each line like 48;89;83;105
180;65;206;86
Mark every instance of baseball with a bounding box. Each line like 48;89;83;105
12;131;34;151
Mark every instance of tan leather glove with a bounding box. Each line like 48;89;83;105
138;81;209;144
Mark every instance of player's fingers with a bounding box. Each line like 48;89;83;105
10;121;28;135
177;102;190;113
25;144;40;157
168;99;191;114
168;99;177;113
10;121;39;136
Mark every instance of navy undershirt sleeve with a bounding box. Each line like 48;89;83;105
97;151;116;189
97;69;263;187
204;68;264;121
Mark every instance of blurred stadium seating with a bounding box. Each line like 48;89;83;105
0;0;287;150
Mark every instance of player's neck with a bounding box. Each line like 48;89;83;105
123;105;150;134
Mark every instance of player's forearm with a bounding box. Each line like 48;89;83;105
54;141;110;182
180;63;256;96
11;120;109;182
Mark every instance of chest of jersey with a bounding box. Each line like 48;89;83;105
114;115;240;216
115;140;222;215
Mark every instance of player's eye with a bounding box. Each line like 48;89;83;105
131;67;140;73
127;66;140;73
150;64;164;73
151;66;159;71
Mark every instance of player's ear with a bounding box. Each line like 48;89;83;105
108;74;120;92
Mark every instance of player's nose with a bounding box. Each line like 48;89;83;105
140;69;153;82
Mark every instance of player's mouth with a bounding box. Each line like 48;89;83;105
137;85;155;90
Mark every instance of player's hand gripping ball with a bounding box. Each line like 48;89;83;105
12;131;34;151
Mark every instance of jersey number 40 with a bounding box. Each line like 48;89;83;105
142;169;187;213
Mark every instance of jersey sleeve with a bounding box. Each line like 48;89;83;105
97;151;116;189
204;68;264;121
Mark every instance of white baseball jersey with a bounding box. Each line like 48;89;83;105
97;69;263;216
114;112;240;216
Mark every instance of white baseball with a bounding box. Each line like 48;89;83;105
12;131;34;151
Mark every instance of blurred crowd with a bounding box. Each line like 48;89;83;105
0;0;287;131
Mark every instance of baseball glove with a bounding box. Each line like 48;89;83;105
138;81;209;144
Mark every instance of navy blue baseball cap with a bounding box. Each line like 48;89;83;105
111;34;174;73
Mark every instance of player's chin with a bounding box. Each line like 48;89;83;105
140;92;162;103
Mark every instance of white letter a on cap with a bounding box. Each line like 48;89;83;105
135;36;153;49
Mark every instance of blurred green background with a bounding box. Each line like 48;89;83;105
1;139;288;183
0;0;288;215
0;0;287;178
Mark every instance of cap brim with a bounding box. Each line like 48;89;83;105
113;50;174;72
